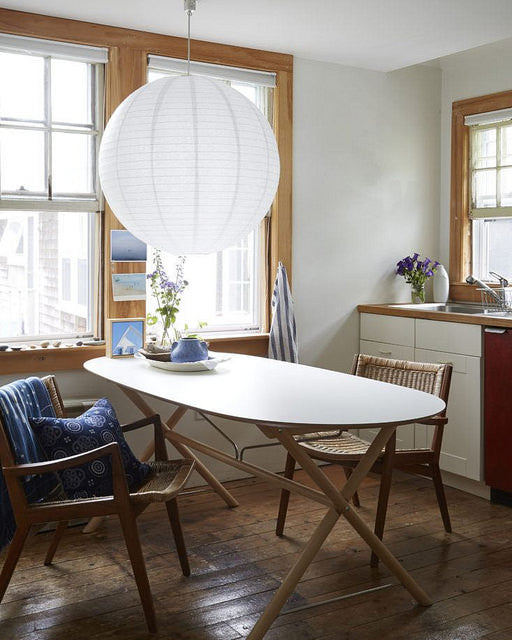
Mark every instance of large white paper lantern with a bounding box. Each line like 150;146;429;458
99;74;280;254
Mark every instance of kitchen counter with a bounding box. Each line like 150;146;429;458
358;303;512;328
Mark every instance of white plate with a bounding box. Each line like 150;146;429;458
138;353;231;372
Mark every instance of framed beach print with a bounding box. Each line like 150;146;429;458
111;273;146;302
106;318;145;358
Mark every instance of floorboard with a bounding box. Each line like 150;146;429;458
1;466;511;640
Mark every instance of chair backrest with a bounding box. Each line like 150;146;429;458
0;376;65;468
0;375;66;549
351;354;452;410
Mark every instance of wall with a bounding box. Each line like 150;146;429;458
439;36;512;266
2;57;442;483
292;58;442;372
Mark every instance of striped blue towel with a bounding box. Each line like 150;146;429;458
269;262;298;363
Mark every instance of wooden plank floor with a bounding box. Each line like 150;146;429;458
1;466;512;640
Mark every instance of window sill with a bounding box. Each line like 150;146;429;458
0;334;270;376
0;345;106;376
450;282;500;303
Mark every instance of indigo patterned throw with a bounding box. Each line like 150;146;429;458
30;398;151;500
0;378;60;551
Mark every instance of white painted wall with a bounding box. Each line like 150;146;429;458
292;58;442;372
1;57;442;483
439;36;512;266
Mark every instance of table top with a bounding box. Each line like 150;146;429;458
84;354;445;429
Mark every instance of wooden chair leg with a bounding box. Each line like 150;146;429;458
276;452;296;536
431;463;452;533
44;521;68;566
0;524;30;603
343;467;361;507
166;498;190;577
117;510;156;634
371;450;395;568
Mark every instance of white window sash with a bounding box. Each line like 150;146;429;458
465;108;512;127
147;54;276;88
0;199;102;213
0;33;108;63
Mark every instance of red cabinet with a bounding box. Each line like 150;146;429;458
484;327;512;494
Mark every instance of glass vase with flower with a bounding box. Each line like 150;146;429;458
146;251;188;346
396;253;439;303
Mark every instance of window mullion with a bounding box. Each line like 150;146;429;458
496;123;502;208
44;55;52;200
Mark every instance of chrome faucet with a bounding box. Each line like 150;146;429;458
466;273;509;308
489;271;509;288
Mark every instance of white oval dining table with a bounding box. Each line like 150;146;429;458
84;353;445;640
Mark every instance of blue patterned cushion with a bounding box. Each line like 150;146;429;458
30;398;151;499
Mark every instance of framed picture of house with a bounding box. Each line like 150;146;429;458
106;318;145;358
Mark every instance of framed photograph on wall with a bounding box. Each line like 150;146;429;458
106;318;145;358
110;230;147;262
111;273;146;302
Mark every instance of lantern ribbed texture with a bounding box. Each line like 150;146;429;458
99;74;280;254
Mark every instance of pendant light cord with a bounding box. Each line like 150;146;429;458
187;8;191;75
184;0;196;76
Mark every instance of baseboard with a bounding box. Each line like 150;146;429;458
441;469;490;500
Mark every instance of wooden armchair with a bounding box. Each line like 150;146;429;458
276;354;453;566
0;375;194;633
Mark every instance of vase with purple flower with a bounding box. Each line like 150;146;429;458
146;251;188;346
396;253;439;304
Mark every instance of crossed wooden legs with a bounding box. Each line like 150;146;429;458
115;385;432;640
162;423;432;640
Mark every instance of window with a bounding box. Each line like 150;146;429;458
468;110;512;281
0;8;292;367
451;93;512;298
145;57;275;333
0;35;105;340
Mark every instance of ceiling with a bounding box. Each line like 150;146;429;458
3;0;512;72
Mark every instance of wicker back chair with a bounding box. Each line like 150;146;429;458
0;375;194;633
276;355;453;566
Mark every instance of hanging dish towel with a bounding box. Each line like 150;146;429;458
269;262;299;363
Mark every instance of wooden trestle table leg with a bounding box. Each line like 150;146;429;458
119;386;239;508
247;425;431;640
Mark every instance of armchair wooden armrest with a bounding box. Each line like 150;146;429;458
121;414;161;433
418;416;448;426
121;414;168;462
3;442;122;477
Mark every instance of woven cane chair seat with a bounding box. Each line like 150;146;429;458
130;459;194;503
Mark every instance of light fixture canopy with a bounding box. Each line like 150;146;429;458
99;73;280;254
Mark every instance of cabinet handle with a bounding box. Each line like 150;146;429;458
437;360;454;365
378;350;393;355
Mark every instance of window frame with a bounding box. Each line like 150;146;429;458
0;45;104;342
146;61;274;335
0;8;293;369
450;90;512;302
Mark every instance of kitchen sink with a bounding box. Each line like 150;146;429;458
393;303;512;316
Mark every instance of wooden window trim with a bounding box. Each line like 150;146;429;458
450;89;512;302
0;8;291;371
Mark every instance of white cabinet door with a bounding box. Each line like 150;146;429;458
414;348;482;481
360;314;415;347
357;339;415;449
416;319;482;356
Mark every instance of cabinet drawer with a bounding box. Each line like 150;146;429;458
360;314;414;347
415;319;482;356
360;340;415;361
